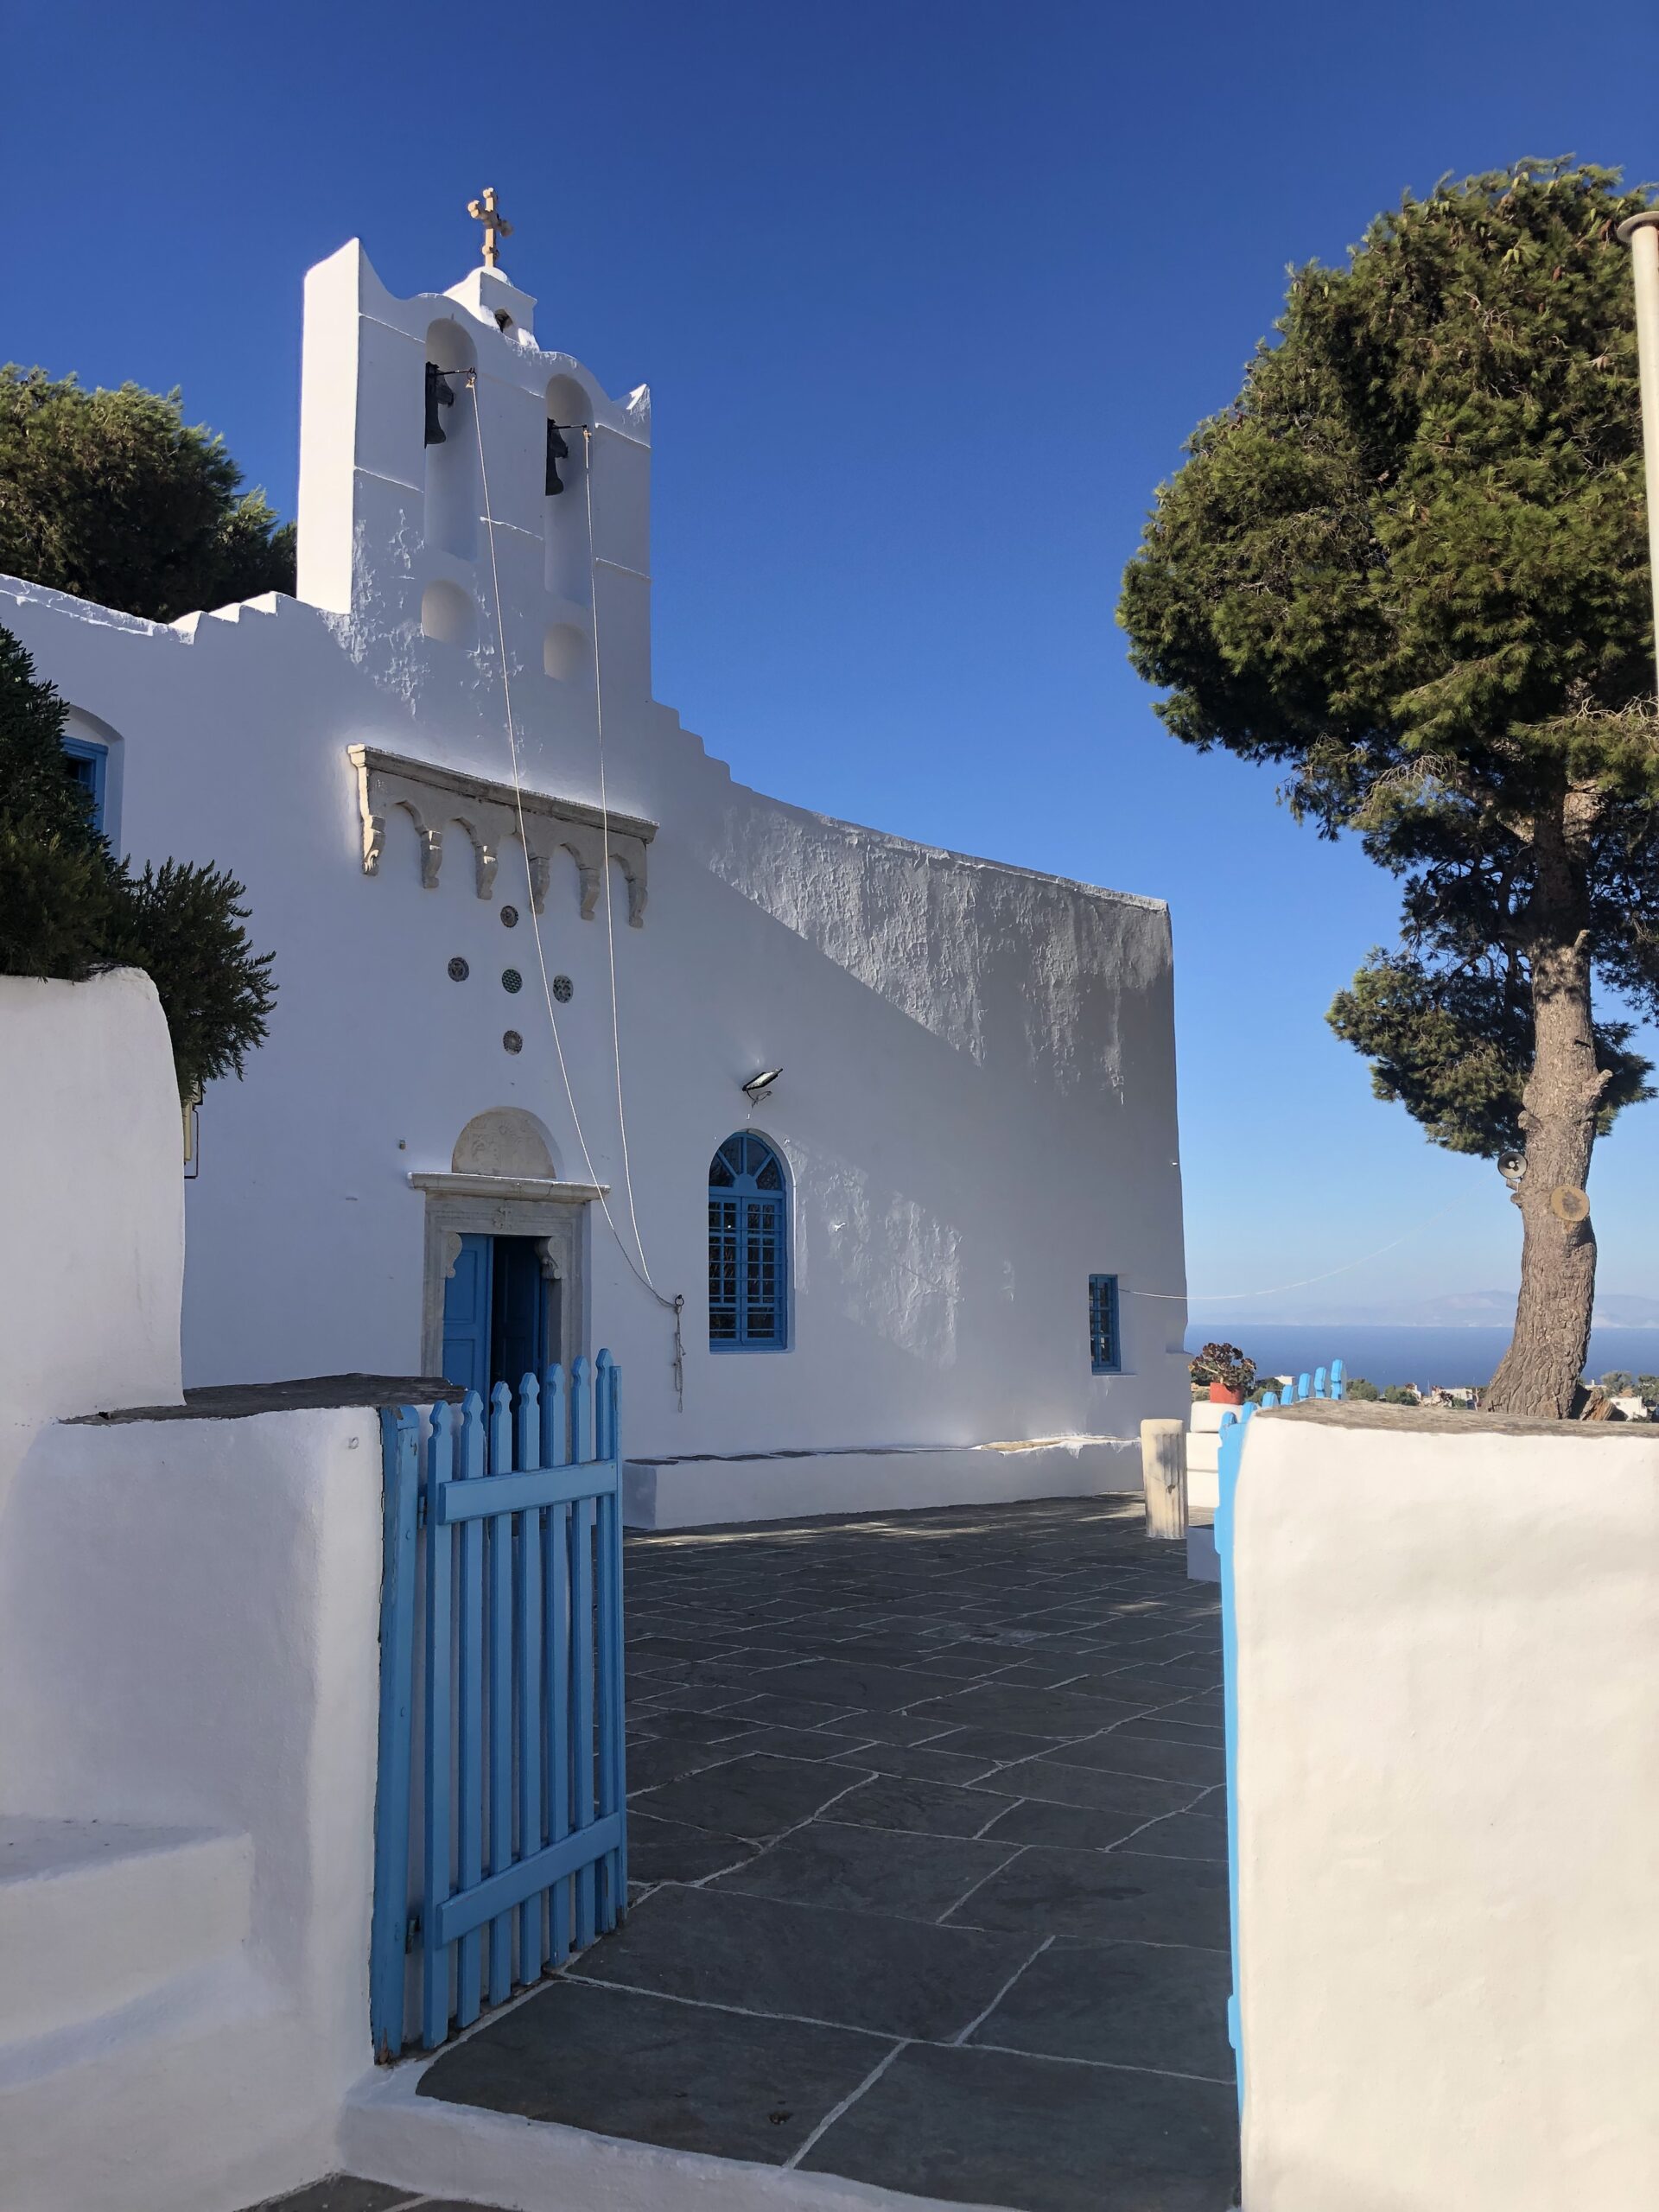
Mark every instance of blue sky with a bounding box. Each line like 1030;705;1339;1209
5;1;1656;1318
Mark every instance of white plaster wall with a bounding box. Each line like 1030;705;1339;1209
1185;1395;1227;1510
0;1405;384;2205
0;594;1185;1470
1232;1403;1659;2212
0;238;1187;1475
625;1438;1139;1529
0;969;182;1436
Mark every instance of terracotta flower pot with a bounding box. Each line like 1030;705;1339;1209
1208;1382;1244;1405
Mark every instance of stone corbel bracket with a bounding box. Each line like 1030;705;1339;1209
348;744;656;924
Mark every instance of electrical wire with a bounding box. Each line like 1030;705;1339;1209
582;426;655;1287
467;372;686;1405
1125;1190;1481;1304
470;375;1460;1380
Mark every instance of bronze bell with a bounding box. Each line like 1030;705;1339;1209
546;421;571;496
424;363;455;446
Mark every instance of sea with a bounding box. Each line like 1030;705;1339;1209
1184;1322;1659;1394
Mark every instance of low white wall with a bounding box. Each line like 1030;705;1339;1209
1233;1401;1659;2212
1185;1396;1232;1512
0;969;183;1438
0;1405;384;2209
623;1438;1139;1529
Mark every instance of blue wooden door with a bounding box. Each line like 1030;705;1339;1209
442;1233;493;1398
493;1237;549;1393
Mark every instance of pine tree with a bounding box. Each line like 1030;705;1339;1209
1119;159;1659;1418
0;367;294;622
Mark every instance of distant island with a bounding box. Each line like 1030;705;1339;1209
1191;1291;1659;1329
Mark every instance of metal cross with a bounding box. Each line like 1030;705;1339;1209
467;186;513;270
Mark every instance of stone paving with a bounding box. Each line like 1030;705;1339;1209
245;1496;1235;2212
428;1494;1235;2211
243;2185;500;2212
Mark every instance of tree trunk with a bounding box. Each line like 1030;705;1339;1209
1484;899;1602;1418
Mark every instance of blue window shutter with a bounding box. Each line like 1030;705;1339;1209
1089;1274;1121;1373
709;1137;789;1350
741;1194;783;1343
709;1198;740;1342
61;737;108;836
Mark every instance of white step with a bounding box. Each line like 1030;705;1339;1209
623;1439;1138;1529
345;2058;1007;2212
0;1816;251;2044
0;1953;317;2212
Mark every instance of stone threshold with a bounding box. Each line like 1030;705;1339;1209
340;2059;1024;2212
641;1437;1121;1465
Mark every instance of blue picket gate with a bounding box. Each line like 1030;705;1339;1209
1214;1358;1343;2116
370;1353;626;2060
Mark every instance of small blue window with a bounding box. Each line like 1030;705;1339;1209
709;1132;789;1351
62;736;108;836
1089;1274;1121;1373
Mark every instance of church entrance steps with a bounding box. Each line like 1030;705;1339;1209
0;1816;252;2046
622;1440;1139;1531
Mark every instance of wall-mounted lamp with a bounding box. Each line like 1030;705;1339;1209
741;1068;783;1103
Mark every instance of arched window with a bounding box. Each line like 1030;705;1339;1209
709;1133;789;1351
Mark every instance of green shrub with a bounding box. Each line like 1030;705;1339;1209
0;628;275;1095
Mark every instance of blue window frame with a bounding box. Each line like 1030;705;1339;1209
62;736;108;835
709;1133;789;1351
1089;1274;1122;1373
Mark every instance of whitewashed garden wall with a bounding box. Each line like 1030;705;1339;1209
1226;1399;1659;2211
0;972;384;2212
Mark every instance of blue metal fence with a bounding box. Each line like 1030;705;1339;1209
370;1353;626;2060
1214;1360;1344;2117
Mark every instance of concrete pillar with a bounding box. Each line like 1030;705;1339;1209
1140;1418;1188;1540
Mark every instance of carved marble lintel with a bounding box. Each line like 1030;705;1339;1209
347;744;655;925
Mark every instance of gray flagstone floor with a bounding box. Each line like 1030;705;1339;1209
246;1494;1236;2212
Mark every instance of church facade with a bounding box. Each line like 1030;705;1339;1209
0;231;1188;1510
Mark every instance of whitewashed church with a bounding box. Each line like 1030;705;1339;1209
1;210;1188;1520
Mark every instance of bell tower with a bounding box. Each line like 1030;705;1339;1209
295;204;653;701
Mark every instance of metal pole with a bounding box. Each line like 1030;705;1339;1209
1617;210;1659;698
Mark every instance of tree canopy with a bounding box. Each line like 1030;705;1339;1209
0;628;275;1096
0;366;295;622
1118;159;1659;1414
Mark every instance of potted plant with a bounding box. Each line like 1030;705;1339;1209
1190;1341;1256;1405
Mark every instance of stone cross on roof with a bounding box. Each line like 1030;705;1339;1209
466;186;512;270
